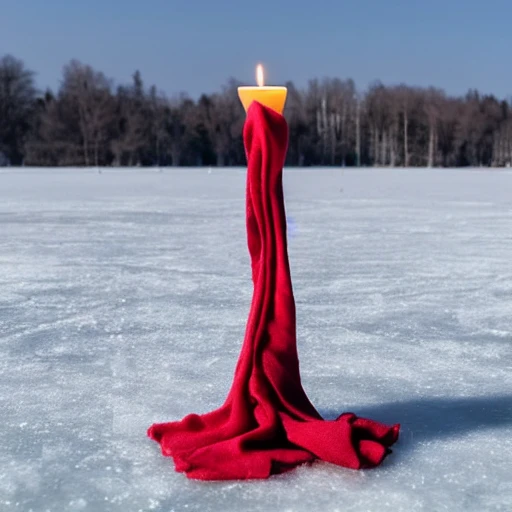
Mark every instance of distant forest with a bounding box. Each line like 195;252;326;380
1;53;512;168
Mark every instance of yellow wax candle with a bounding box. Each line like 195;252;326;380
238;64;287;115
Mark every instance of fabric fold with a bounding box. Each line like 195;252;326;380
147;101;400;480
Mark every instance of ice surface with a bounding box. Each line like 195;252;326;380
0;167;511;511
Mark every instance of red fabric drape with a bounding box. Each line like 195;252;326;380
147;102;400;480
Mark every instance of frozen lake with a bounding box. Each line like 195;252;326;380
0;167;511;511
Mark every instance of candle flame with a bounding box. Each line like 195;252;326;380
256;64;264;87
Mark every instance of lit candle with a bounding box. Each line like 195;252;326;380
238;64;287;115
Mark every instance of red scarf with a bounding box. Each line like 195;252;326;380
148;102;400;480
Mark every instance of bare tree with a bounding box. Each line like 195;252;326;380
355;92;362;166
283;81;308;166
147;85;171;166
422;88;444;167
0;55;37;164
394;85;415;167
166;94;196;166
493;101;512;166
59;60;115;165
111;72;152;166
30;91;83;165
366;82;393;166
196;79;244;166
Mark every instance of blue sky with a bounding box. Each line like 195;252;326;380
1;0;511;99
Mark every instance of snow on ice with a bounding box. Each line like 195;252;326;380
0;167;511;511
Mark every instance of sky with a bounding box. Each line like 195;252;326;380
1;0;511;99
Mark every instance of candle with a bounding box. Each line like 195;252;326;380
238;64;287;114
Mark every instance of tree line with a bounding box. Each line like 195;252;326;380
1;53;512;168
